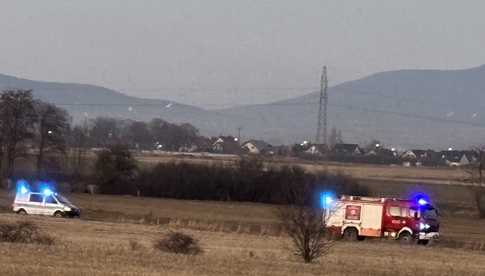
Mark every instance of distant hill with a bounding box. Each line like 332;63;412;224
218;65;485;148
2;65;485;149
0;74;230;136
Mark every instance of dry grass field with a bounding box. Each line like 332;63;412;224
3;155;485;275
1;185;485;275
0;213;485;276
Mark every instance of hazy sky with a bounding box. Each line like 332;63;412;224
1;1;484;108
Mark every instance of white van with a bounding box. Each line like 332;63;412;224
12;189;80;218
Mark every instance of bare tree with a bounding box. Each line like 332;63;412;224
90;117;123;147
464;147;485;218
69;124;89;175
0;89;37;178
35;101;70;174
0;114;4;180
278;180;333;263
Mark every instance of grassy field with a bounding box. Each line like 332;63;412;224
0;186;485;275
3;155;485;275
0;213;485;276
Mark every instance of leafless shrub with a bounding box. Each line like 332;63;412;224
278;180;334;263
0;221;54;245
463;147;485;218
474;188;485;219
154;231;202;255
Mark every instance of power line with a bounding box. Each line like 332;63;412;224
52;101;485;129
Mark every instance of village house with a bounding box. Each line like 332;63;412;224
210;136;241;154
399;149;440;167
241;140;273;154
304;144;328;156
334;143;363;156
440;150;475;167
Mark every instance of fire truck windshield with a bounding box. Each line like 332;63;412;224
422;207;438;220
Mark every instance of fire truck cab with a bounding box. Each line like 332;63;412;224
325;195;439;244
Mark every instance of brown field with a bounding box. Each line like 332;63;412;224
2;155;485;275
1;213;485;276
1;184;485;275
136;153;469;186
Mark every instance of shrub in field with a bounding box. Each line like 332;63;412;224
135;160;367;205
95;145;138;195
155;232;202;255
0;221;54;245
474;188;485;218
278;180;334;263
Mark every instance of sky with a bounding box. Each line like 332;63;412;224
1;0;484;109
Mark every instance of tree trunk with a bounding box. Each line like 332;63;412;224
37;130;45;175
6;146;15;178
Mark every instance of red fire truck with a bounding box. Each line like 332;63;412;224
324;195;439;244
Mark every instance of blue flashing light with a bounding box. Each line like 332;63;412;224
20;186;28;194
418;198;428;206
410;192;431;207
43;188;53;196
38;181;56;197
320;191;335;209
16;179;30;195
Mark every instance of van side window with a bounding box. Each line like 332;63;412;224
29;194;43;203
389;206;401;216
45;196;57;204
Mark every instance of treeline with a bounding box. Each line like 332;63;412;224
0;89;69;178
95;146;369;205
74;117;204;151
0;89;204;181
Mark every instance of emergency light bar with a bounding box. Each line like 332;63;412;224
418;198;428;206
15;179;57;196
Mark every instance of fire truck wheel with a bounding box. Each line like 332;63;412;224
343;228;358;241
398;232;413;244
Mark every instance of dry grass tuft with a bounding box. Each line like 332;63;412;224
128;239;143;251
155;231;202;255
0;221;54;245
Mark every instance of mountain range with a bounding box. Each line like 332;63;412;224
2;65;485;149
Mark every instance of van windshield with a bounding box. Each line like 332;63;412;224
55;194;72;205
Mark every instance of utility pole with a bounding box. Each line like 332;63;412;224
236;126;242;145
315;66;328;145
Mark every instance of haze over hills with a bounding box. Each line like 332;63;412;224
0;74;231;136
1;65;485;149
221;65;485;148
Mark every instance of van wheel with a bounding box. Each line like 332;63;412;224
398;232;413;244
343;228;358;241
54;211;64;218
17;209;27;215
